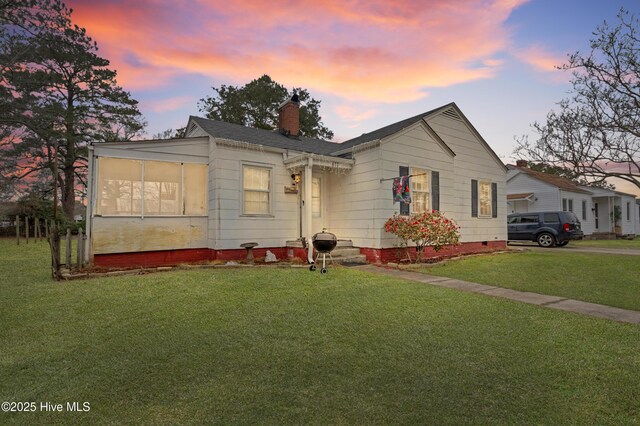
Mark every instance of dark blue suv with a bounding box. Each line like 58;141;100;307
507;211;584;247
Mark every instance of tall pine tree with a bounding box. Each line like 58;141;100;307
0;0;146;217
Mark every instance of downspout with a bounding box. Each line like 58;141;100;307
305;157;314;263
85;144;95;263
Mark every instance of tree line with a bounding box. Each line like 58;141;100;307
0;0;333;221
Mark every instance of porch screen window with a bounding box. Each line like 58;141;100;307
144;161;181;215
95;158;206;216
479;181;492;217
96;158;142;215
312;177;321;217
582;200;587;220
243;165;271;215
411;168;430;213
184;164;207;215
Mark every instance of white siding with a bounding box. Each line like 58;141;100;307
427;114;507;244
94;138;209;163
333;114;508;250
619;194;637;235
208;141;298;249
506;173;560;212
559;190;594;235
325;147;380;247
92;216;207;254
377;122;456;248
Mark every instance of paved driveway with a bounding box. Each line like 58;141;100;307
507;242;640;256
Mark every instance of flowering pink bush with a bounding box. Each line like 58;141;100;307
384;210;461;262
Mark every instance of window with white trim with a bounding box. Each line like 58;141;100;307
411;168;430;213
479;181;492;217
243;165;271;215
312;177;321;217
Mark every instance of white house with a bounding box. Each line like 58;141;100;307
86;101;508;267
506;162;638;238
636;199;640;235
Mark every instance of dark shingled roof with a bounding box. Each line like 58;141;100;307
335;104;451;151
511;166;592;194
189;116;342;156
190;104;453;157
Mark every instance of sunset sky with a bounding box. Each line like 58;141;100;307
67;0;640;193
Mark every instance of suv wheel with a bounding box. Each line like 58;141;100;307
556;241;569;247
537;232;555;248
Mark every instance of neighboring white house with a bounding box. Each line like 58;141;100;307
506;163;638;238
86;101;508;267
636;199;640;235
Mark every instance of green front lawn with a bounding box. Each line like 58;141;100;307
423;251;640;311
2;240;640;424
572;237;640;249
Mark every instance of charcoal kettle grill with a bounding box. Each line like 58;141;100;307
309;229;337;274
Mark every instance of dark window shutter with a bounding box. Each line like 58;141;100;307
399;166;409;216
491;182;498;218
431;171;439;211
471;179;478;217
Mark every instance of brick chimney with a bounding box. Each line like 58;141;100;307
516;160;528;168
278;94;300;138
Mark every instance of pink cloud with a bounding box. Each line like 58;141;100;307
334;104;378;125
68;0;529;101
514;45;566;73
143;96;193;113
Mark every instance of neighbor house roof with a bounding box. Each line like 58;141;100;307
509;165;592;194
188;116;342;156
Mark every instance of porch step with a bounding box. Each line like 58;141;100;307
315;254;368;266
335;254;368;265
331;247;361;257
286;238;367;264
336;239;354;247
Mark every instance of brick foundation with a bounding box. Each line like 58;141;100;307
93;246;304;268
93;241;507;268
93;248;216;268
360;241;507;264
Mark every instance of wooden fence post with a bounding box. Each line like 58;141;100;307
50;220;61;280
65;228;72;268
76;228;84;269
34;217;39;241
25;217;29;244
15;215;20;245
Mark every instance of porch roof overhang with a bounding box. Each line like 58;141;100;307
507;192;534;202
283;153;354;172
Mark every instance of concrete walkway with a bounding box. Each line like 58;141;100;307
356;265;640;325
